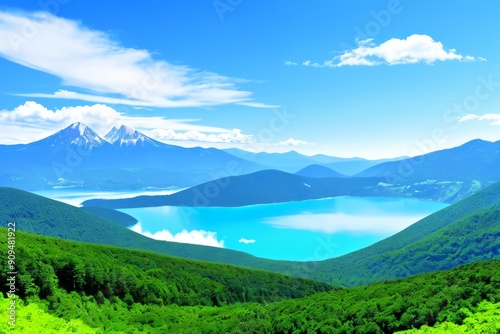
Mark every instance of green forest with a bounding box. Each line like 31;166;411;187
0;230;333;306
1;229;500;333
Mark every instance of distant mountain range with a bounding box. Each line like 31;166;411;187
0;123;263;190
356;139;500;183
2;123;500;203
88;138;500;206
0;122;382;191
224;148;406;175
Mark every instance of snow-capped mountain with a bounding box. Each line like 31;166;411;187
10;122;109;160
35;122;106;151
104;126;119;143
0;122;264;190
104;125;160;148
3;123;112;170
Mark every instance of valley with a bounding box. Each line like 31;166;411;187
1;3;499;331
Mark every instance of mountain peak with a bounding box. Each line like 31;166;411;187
120;125;136;135
59;122;104;146
104;125;159;147
461;138;493;147
104;126;119;143
295;164;346;178
23;122;106;154
70;122;86;130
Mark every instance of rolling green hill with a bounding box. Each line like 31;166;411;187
80;206;138;227
2;185;500;332
2;185;500;288
0;229;333;306
0;187;297;280
1;230;499;333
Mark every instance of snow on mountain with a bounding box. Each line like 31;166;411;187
26;122;105;152
67;122;104;146
104;126;119;143
104;125;160;147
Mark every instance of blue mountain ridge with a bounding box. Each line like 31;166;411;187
0;123;264;190
84;138;500;208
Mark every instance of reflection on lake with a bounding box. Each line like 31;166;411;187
120;197;448;261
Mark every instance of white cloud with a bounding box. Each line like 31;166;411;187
0;101;120;136
237;101;280;108
280;138;312;146
458;114;480;122
0;10;274;108
0;101;252;144
130;222;224;248
0;101;307;147
302;34;483;68
238;238;256;244
265;213;424;234
284;61;297;66
149;128;253;144
459;113;500;125
302;60;322;68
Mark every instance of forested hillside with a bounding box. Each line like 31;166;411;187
0;229;333;307
80;206;138;227
1;230;499;333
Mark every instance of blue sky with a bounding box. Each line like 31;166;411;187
0;0;499;158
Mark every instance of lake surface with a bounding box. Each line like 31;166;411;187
32;189;449;261
119;197;448;261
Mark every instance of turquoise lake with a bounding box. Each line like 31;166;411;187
32;189;449;261
119;197;449;261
